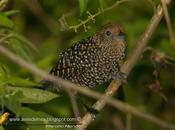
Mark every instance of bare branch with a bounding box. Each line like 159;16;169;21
161;0;175;49
68;90;81;118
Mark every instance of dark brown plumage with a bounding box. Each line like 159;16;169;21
41;22;126;90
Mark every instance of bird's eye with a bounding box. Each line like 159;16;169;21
106;31;111;36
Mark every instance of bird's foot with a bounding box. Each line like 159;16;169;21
83;104;99;120
76;96;99;120
112;71;127;83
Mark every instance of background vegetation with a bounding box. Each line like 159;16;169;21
0;0;175;130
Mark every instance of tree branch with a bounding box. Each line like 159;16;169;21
161;0;175;49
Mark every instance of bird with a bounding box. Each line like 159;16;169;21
41;22;126;91
39;22;127;115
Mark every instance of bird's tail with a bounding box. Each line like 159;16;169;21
37;79;60;93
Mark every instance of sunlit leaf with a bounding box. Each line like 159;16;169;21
7;76;39;87
4;93;53;130
4;10;20;16
16;108;53;130
7;86;59;103
36;55;55;68
0;12;13;29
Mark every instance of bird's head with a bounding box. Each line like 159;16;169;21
96;22;126;47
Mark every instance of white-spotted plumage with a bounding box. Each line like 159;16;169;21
41;22;126;90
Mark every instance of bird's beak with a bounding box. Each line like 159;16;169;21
114;32;126;40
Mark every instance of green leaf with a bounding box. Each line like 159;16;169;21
11;32;37;52
4;10;20;16
4;94;53;130
7;76;39;87
0;126;4;130
9;38;34;63
0;12;13;29
78;0;88;15
13;107;49;130
36;55;55;68
6;86;59;103
0;65;7;95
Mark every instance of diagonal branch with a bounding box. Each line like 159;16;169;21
161;0;175;49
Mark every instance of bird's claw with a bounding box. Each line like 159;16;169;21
76;96;99;119
112;71;127;83
83;104;99;120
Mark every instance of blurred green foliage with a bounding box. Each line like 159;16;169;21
0;0;175;130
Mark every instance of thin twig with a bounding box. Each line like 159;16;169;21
104;0;130;11
68;91;80;118
68;0;130;32
69;10;100;32
161;0;175;49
